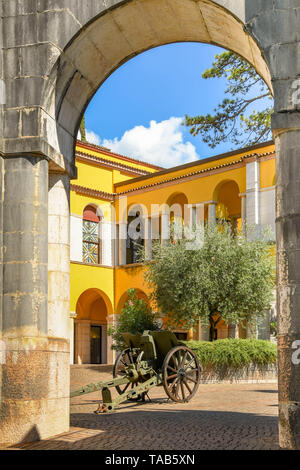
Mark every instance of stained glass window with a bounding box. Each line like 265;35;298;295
82;205;101;264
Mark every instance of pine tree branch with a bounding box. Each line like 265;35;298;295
184;51;273;149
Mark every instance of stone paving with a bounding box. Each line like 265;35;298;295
7;367;279;451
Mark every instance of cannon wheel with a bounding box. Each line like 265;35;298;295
113;349;143;401
162;345;201;403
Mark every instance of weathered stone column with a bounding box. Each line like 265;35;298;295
276;131;300;449
1;157;48;444
0;156;4;374
48;173;70;341
0;157;69;445
0;156;3;332
47;172;70;436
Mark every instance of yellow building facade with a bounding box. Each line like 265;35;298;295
70;140;276;365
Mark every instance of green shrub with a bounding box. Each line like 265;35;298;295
108;288;161;351
183;338;277;369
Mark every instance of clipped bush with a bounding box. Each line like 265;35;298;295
184;338;277;369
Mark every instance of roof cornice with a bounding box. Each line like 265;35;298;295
115;151;275;196
71;184;116;201
75;150;152;176
114;141;275;188
76;140;164;171
71;150;275;200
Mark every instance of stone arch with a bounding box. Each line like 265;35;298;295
41;0;271;172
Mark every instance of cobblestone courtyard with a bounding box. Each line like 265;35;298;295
7;367;279;451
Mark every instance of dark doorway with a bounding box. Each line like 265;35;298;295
174;332;188;341
90;325;102;364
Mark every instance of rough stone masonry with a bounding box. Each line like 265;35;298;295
0;0;299;449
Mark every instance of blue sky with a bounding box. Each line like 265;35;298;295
84;42;270;168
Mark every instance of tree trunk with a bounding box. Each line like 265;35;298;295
209;312;223;341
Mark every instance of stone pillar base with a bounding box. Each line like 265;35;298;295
0;336;70;446
279;403;300;450
278;334;300;449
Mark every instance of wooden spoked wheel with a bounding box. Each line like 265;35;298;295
113;349;142;401
162;345;201;403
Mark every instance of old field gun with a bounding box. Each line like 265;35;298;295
70;330;201;413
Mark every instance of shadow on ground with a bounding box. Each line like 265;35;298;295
16;406;279;451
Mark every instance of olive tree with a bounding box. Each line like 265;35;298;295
141;223;275;341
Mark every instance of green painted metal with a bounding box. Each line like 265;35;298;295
70;330;186;413
99;373;162;412
70;376;128;398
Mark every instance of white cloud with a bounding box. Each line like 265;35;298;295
86;117;199;168
86;130;101;146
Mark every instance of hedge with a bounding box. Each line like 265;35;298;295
183;338;277;369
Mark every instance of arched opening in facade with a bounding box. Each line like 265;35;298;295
165;192;189;241
74;288;113;364
213;180;242;232
167;192;189;222
116;288;150;315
